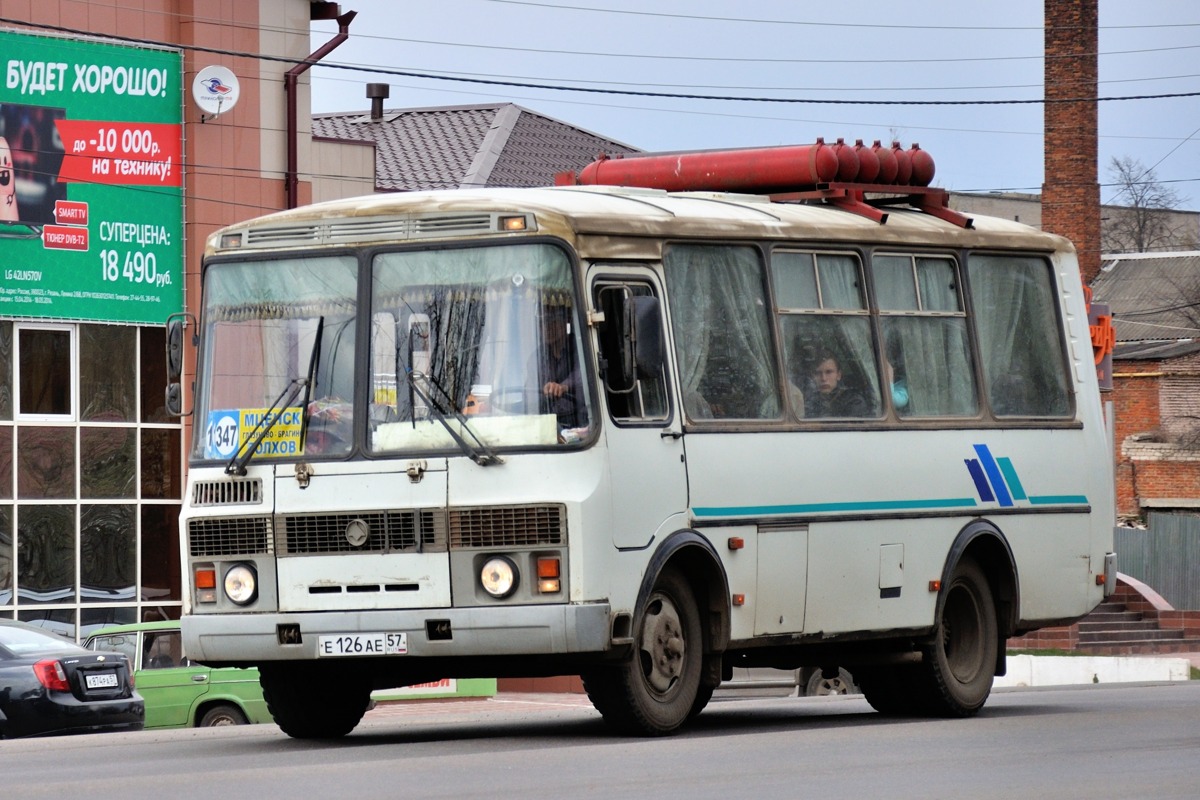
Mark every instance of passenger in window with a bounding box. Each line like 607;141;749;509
535;311;587;429
886;360;910;413
883;335;910;414
806;352;869;418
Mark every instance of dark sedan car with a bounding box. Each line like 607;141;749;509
0;619;144;739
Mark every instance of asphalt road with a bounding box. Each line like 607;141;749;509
5;682;1199;799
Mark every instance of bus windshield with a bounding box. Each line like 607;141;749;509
368;242;592;453
195;255;359;462
193;243;594;463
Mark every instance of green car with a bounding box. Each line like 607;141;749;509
85;620;271;729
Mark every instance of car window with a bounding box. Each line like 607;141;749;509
0;623;86;658
143;630;186;669
87;633;138;663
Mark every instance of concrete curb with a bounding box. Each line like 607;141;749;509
994;654;1192;688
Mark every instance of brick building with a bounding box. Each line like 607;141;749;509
1091;252;1200;519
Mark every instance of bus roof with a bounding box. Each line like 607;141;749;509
206;186;1074;258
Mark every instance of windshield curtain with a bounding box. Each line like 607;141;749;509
369;243;593;452
193;255;359;461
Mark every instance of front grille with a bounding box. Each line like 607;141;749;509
192;478;262;506
189;516;272;556
449;504;565;548
278;509;447;555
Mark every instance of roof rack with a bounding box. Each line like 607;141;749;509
769;183;974;228
556;139;973;228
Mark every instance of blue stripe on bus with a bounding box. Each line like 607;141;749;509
1028;495;1090;506
996;457;1028;501
973;444;1013;507
691;497;979;517
964;458;994;502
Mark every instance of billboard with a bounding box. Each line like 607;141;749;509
0;29;183;324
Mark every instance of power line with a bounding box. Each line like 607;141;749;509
6;18;1200;108
476;0;1200;33
306;31;1200;67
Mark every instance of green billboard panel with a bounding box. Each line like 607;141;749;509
0;29;183;324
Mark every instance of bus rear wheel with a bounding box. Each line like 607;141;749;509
583;570;702;736
259;663;372;739
919;557;997;716
861;558;997;717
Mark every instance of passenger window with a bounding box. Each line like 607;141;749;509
143;630;184;670
664;245;781;422
773;251;879;420
593;281;668;422
966;255;1071;417
873;254;978;418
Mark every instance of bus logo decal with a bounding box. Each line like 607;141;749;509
965;444;1028;508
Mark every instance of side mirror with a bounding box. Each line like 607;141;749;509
165;383;182;417
164;312;195;417
596;286;665;395
166;317;184;381
630;295;663;379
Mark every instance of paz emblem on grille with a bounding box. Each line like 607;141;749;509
345;518;371;548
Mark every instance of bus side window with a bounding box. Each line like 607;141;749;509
664;244;782;421
774;250;880;420
966;255;1071;418
873;254;977;418
594;282;668;421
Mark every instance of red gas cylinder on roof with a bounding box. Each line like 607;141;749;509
853;139;880;183
829;137;860;182
574;142;840;193
891;141;913;185
908;144;936;186
872;140;899;184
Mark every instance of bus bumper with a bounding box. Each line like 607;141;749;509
182;602;613;662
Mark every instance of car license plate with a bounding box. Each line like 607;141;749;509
317;632;408;657
85;672;119;689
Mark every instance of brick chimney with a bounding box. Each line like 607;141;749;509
1043;0;1101;283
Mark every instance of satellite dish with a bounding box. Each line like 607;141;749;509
192;66;240;121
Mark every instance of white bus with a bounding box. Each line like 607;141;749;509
174;147;1115;738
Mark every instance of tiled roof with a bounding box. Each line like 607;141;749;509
311;103;638;191
1092;251;1200;359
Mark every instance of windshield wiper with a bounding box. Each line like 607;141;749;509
407;369;504;467
298;317;324;454
225;377;308;476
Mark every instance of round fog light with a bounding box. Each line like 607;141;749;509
224;564;258;605
480;556;518;598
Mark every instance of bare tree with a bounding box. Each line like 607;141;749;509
1103;156;1192;253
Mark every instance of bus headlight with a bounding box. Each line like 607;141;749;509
224;564;258;605
480;556;518;598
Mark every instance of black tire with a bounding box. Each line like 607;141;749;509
259;663;373;739
688;683;716;719
918;557;997;716
858;665;927;715
584;570;703;736
198;703;248;727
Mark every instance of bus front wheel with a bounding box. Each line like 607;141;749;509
583;570;702;736
259;663;372;739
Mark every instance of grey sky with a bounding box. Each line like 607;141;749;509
310;0;1199;209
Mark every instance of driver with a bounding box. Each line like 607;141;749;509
535;311;587;428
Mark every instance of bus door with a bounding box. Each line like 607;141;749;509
590;270;687;549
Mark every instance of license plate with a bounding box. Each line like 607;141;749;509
317;632;408;657
85;672;119;689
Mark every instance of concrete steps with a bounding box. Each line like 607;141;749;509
1075;599;1200;655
